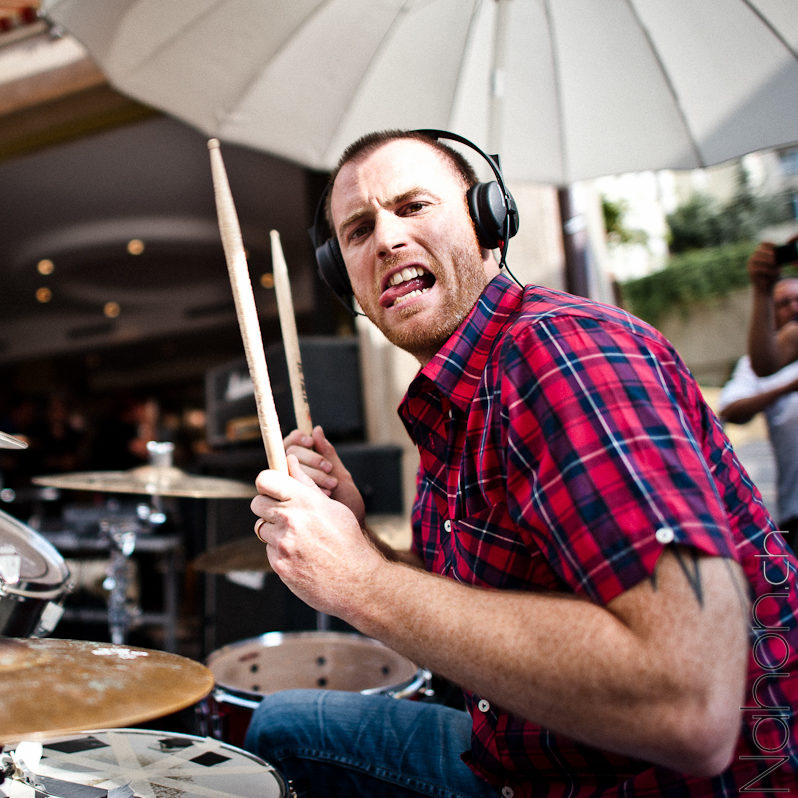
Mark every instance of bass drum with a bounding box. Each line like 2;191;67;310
0;508;71;636
202;631;431;747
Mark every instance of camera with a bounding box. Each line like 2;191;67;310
774;240;798;266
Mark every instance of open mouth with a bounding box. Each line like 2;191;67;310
380;266;436;308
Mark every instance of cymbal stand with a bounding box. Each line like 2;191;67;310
100;513;140;645
100;441;172;645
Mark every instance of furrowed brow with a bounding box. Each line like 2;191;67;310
336;186;437;240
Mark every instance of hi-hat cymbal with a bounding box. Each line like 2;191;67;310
192;514;411;575
0;431;27;450
192;536;270;574
0;637;214;744
33;465;255;499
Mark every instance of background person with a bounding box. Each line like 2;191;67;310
246;130;798;796
747;237;798;375
720;274;798;550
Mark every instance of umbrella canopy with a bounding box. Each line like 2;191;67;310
40;0;798;185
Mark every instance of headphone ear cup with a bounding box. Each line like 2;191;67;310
316;237;353;302
467;181;519;250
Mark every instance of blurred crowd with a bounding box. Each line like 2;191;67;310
0;391;208;502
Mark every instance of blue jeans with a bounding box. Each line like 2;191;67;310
243;689;498;797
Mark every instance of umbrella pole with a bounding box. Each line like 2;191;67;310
558;186;592;299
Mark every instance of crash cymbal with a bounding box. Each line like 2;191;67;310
0;637;214;744
0;431;27;450
192;536;271;574
33;465;255;499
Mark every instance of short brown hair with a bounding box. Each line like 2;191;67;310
324;129;479;228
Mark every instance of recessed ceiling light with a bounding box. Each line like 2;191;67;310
260;273;275;289
104;301;121;318
35;287;52;303
127;239;145;255
37;259;54;275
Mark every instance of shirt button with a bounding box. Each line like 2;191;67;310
655;526;675;544
501;788;514;798
443;520;452;533
477;699;490;712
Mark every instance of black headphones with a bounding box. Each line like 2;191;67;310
308;129;520;310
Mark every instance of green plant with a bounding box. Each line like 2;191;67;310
618;241;755;325
601;196;648;246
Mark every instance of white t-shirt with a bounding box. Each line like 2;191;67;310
719;356;798;524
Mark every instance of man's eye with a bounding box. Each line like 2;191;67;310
349;224;371;241
401;202;426;215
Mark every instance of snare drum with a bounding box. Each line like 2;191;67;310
2;728;288;797
202;631;431;746
0;509;70;637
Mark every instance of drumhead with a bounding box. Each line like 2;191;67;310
0;508;69;591
3;728;287;797
207;631;423;701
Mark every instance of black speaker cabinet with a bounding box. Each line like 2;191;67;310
206;336;364;446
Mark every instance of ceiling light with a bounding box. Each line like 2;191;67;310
127;239;145;255
35;287;52;303
37;259;55;275
260;273;274;289
104;302;120;318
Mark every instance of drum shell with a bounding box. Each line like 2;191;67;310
202;631;431;747
0;508;70;637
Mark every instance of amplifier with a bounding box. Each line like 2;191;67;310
206;336;363;446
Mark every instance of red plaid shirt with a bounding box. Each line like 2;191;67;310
400;275;798;796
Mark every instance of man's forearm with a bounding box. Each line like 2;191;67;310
344;549;748;777
748;288;781;376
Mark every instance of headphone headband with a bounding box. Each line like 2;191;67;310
309;129;519;312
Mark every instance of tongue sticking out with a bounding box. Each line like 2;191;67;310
381;273;435;308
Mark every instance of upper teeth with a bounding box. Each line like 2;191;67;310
389;266;425;287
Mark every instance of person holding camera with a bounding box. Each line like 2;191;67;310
720;264;798;548
747;237;798;376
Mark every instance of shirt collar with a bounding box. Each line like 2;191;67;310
408;273;523;412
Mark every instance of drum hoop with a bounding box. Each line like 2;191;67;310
0;508;70;588
0;581;69;600
212;686;262;709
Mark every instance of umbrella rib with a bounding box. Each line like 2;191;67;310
321;0;420;159
449;0;485;132
622;0;704;169
208;0;337;126
741;0;798;60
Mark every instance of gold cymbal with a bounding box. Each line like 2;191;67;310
0;637;214;744
0;431;27;450
33;465;255;499
192;536;271;574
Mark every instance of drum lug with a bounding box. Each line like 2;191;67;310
33;601;65;637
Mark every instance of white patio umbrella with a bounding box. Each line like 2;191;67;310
40;0;798;186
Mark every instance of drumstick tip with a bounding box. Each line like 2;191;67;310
207;138;220;150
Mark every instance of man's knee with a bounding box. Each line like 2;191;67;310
244;688;318;756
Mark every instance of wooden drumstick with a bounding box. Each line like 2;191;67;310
207;139;288;473
270;229;313;436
